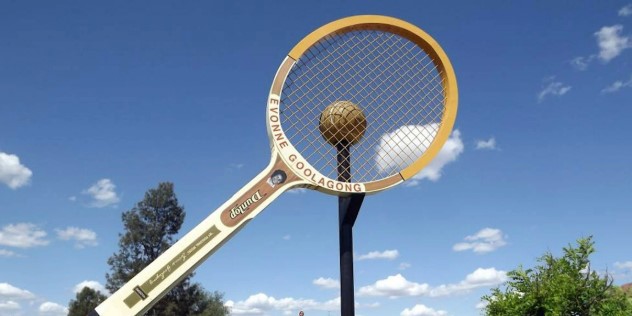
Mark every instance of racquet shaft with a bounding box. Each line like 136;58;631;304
93;157;295;315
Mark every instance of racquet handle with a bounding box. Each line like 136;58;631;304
92;156;298;315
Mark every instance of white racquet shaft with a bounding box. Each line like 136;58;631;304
92;155;296;315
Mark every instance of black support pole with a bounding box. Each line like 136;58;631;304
336;142;365;316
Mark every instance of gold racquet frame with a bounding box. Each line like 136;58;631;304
271;15;458;194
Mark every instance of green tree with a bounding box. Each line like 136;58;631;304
105;182;229;316
482;236;632;316
67;287;107;316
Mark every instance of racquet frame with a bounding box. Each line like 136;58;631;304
92;15;457;315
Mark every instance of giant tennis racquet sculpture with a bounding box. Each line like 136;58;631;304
92;15;458;315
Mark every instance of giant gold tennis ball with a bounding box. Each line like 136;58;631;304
319;101;367;146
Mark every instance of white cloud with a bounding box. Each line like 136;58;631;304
0;300;20;313
226;293;339;315
0;283;35;300
475;137;497;150
73;280;107;294
313;277;339;289
571;24;631;70
56;227;98;248
282;234;291;241
358;267;507;298
570;55;595;71
82;179;120;208
357;274;430;298
400;304;447;316
614;261;632;270
579;265;589;275
0;152;32;189
0;249;18;257
595;25;630;62
376;124;438;174
602;75;632;93
453;228;507;254
38;302;68;315
399;262;412;270
357;249;399;261
429;268;508;297
224;299;262;315
0;223;49;248
538;80;571;102
619;4;632;17
476;301;489;309
405;130;464;186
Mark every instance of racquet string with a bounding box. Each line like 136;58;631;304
281;26;446;183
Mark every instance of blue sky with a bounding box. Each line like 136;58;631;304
1;1;632;315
